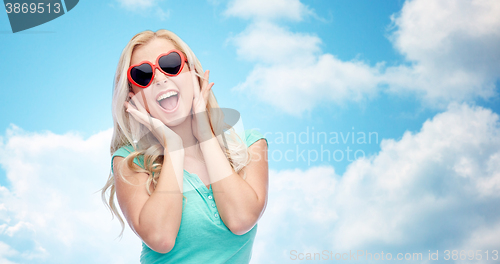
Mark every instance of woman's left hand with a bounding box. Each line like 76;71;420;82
191;69;215;142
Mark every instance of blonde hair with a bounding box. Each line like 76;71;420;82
100;29;252;239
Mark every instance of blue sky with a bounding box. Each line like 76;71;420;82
0;0;442;176
1;0;500;263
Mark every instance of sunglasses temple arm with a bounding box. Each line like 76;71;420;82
187;61;206;80
194;71;206;80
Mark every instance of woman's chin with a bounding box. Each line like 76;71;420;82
159;109;190;127
163;118;183;127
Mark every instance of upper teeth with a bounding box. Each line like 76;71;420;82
157;91;178;101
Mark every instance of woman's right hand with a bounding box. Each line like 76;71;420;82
125;91;183;152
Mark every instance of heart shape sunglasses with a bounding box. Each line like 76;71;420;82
127;49;188;88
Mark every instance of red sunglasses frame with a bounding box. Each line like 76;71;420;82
127;49;189;88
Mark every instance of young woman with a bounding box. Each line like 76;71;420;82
100;29;269;263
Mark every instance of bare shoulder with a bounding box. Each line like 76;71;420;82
239;139;269;201
246;139;268;168
113;156;153;190
112;156;154;231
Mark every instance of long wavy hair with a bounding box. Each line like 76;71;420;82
100;29;253;239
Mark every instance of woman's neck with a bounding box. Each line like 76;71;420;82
169;113;202;159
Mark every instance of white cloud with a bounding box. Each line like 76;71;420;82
458;221;500;263
224;0;314;21
228;0;500;115
116;0;169;19
252;103;500;263
1;105;499;263
230;22;382;116
0;126;141;264
390;0;500;70
0;241;18;264
117;0;157;9
385;0;500;107
231;21;321;65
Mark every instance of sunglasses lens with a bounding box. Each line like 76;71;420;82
159;52;182;75
130;63;153;87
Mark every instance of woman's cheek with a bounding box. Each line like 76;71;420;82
185;91;193;105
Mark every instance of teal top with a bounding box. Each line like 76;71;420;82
111;129;268;264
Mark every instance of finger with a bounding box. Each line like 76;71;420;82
130;92;155;130
139;90;151;114
205;82;214;93
126;107;150;128
191;69;201;99
128;92;139;108
126;98;149;123
130;93;147;114
125;100;138;113
202;70;209;90
128;107;162;142
200;70;211;99
202;82;214;103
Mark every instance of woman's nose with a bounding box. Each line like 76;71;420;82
153;67;168;85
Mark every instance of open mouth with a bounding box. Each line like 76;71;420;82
157;91;180;112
